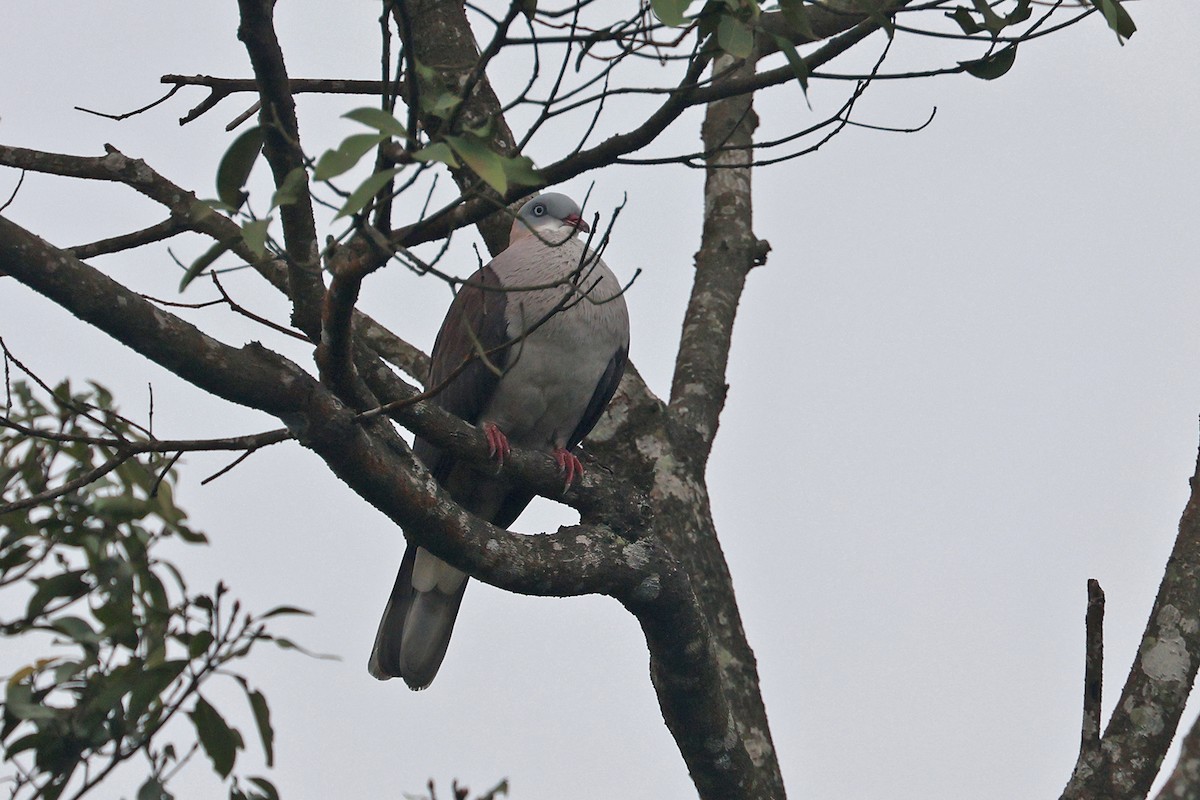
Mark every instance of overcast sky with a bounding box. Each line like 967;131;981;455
2;2;1199;799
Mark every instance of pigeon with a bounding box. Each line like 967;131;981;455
369;193;631;689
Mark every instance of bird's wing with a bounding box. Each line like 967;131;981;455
567;344;628;449
412;264;509;483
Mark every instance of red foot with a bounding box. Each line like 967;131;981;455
553;447;585;491
484;423;511;464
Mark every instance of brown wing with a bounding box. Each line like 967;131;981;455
413;265;509;484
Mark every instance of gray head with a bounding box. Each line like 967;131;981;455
511;193;590;242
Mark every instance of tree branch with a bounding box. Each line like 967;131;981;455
1061;438;1200;799
0;143;429;383
0;214;651;599
1069;578;1106;783
236;0;325;339
670;54;767;455
1153;710;1200;800
66;216;189;260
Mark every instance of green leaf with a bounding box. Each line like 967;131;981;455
4;681;57;721
128;660;187;721
49;616;101;646
152;479;186;525
314;132;388;181
499;155;544;190
779;0;816;41
412;142;460;168
429;93;463;118
334;167;402;220
717;14;754;58
247;778;280;800
961;44;1017;80
1091;0;1135;43
869;10;896;38
137;777;173;800
1007;0;1032;26
772;34;810;99
27;571;89;619
216;127;265;209
446;135;508;194
187;630;216;659
463;117;496;140
947;7;981;34
5;733;44;758
240;219;271;261
53;660;84;684
342;107;408;138
270;167;308;209
179;238;235;292
266;636;337;659
650;0;691;27
970;0;1005;34
189;696;242;779
246;689;275;767
259;605;314;619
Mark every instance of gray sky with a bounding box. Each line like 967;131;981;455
2;2;1199;798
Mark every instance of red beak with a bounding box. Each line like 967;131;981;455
564;213;591;233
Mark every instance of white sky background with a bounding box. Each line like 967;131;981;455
2;2;1198;799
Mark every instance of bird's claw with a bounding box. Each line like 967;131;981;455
553;447;585;492
484;423;511;465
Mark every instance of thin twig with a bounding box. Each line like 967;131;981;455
210;272;309;341
1;169;25;213
74;84;183;121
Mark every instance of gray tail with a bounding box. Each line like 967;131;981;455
368;545;468;690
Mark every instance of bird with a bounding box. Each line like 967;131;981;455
368;192;630;689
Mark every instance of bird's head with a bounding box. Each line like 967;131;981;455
510;193;590;244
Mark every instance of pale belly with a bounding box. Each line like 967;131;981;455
481;334;613;449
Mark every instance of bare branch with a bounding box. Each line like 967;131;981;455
1;169;25;214
160;75;406;125
236;0;325;339
1071;579;1106;774
0;418;291;515
74;84;183;122
210;272;310;342
66;216;189;259
1061;439;1200;799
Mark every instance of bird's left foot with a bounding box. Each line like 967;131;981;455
484;423;511;465
553;447;585;492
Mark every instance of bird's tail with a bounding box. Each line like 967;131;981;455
368;545;468;690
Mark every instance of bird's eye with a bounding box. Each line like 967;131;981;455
533;204;546;216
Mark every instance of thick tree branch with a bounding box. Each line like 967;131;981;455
0;213;650;574
392;0;527;256
652;46;786;800
0;212;651;600
1061;438;1200;799
236;0;325;339
1154;711;1200;800
0;215;301;416
670;54;767;455
0;143;428;382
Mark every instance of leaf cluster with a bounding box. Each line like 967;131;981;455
0;381;305;800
